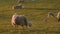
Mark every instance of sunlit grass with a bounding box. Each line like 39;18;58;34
0;0;60;34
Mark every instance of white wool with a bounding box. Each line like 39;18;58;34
11;13;18;25
57;12;60;18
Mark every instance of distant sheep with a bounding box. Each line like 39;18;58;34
57;11;60;22
48;12;55;18
12;4;24;9
11;13;32;30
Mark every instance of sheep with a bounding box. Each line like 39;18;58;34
11;13;32;30
57;11;60;22
12;4;24;9
48;11;55;18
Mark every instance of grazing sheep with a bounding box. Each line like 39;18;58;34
48;11;55;18
11;13;32;30
57;11;60;22
12;4;23;9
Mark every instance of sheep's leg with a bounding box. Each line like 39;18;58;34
21;24;26;30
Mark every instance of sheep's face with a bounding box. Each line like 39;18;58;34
26;22;32;30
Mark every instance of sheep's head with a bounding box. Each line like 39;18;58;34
26;22;32;30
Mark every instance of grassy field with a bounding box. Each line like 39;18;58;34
0;0;60;34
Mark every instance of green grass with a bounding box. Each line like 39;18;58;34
0;0;60;34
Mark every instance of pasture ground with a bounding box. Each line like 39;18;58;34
0;0;60;34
